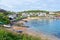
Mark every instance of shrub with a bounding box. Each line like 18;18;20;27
0;29;41;40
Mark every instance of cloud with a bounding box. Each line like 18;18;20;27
0;0;41;11
0;0;60;11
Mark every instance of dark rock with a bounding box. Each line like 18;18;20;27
0;9;6;12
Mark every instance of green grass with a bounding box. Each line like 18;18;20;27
0;28;41;40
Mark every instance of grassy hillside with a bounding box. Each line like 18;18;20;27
18;10;49;14
0;28;41;40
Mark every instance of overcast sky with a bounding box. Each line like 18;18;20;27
0;0;60;12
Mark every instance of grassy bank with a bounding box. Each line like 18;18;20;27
0;27;41;40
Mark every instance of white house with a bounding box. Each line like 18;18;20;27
22;12;47;17
48;12;56;18
22;13;28;17
8;14;17;21
38;12;46;16
49;12;56;14
29;13;33;16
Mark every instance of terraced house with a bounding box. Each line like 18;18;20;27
21;10;49;17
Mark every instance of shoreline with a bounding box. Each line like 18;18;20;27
12;17;60;40
24;28;60;40
21;17;59;22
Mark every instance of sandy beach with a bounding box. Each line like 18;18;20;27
22;17;54;21
22;17;40;21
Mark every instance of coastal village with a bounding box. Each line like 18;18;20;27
8;11;60;22
1;10;60;30
0;9;60;40
8;11;60;20
0;0;60;40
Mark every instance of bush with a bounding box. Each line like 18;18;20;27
0;13;10;24
0;29;41;40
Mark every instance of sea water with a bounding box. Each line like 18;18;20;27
24;19;60;38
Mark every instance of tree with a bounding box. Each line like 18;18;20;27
3;11;15;15
0;13;10;24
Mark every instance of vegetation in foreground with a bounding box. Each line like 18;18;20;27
0;27;41;40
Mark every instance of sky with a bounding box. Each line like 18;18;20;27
0;0;60;12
